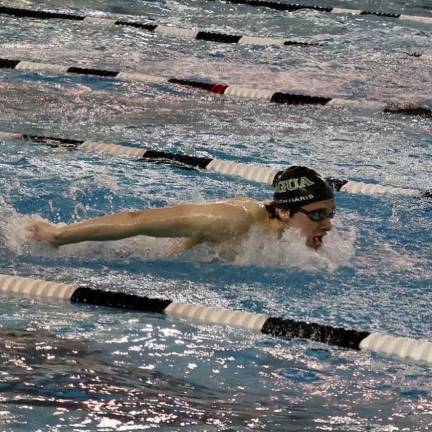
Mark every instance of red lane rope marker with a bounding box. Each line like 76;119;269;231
209;84;229;94
0;58;430;118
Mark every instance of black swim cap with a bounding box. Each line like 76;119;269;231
272;166;334;209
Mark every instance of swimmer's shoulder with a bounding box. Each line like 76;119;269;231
225;196;259;208
224;197;268;220
185;197;267;221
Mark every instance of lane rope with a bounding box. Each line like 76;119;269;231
1;3;430;29
1;131;430;200
0;5;318;48
206;0;432;26
0;58;431;118
1;273;432;365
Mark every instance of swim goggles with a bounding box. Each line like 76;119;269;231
297;207;336;222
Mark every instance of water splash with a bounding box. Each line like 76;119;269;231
1;199;356;272
0;198;41;256
229;223;356;272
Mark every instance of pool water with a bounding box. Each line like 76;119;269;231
0;0;431;430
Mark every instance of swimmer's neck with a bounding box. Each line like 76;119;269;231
257;202;285;236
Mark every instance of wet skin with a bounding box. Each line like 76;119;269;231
275;199;335;249
31;198;336;251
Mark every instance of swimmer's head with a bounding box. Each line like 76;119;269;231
272;166;334;209
266;166;336;249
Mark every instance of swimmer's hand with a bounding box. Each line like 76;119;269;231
31;221;60;247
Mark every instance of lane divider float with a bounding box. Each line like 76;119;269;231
1;130;430;200
206;0;432;26
0;58;431;118
0;5;318;47
1;273;432;366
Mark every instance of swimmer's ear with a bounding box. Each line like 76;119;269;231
275;207;291;222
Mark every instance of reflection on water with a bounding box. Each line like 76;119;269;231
0;328;323;431
0;326;432;431
0;0;431;429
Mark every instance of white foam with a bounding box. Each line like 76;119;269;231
68;173;123;198
0;206;58;257
213;222;356;271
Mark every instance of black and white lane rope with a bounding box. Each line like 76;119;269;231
206;0;432;26
1;273;432;365
0;58;431;118
0;6;317;47
1;131;430;200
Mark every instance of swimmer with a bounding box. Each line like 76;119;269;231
31;166;336;251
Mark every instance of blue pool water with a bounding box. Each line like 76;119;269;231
0;0;431;430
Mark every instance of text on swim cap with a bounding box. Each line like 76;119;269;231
277;194;315;204
275;177;315;193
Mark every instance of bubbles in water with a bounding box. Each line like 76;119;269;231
68;173;123;198
230;223;356;272
0;198;42;256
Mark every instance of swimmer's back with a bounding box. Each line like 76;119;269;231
172;197;267;242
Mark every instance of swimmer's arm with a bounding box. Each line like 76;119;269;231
34;203;254;246
165;237;203;257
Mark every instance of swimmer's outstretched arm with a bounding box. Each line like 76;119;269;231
32;202;255;247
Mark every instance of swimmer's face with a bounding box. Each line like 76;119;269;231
277;199;335;249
